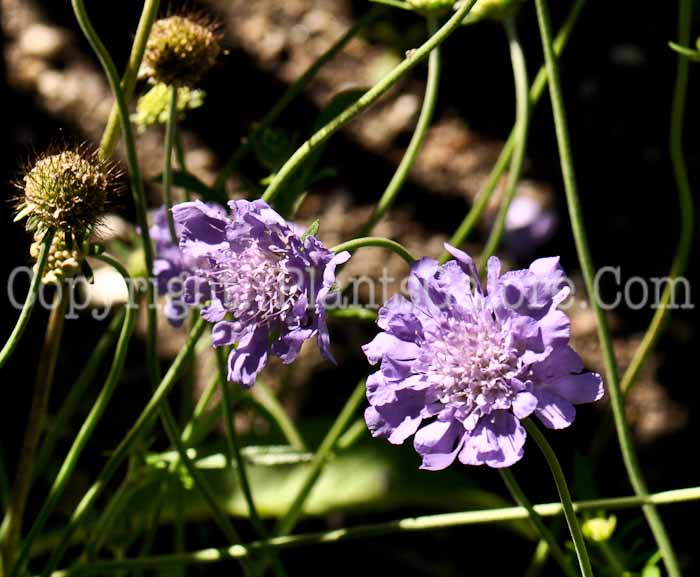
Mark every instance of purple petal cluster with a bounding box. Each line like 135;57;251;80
363;244;604;470
172;199;350;387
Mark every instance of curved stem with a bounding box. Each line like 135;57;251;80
61;485;700;575
260;0;479;206
477;17;529;272
499;469;577;577
9;255;137;576
157;403;257;577
0;230;54;369
331;237;415;264
34;309;126;479
524;421;593;577
358;15;441;236
533;1;682;575
99;0;161;157
1;286;67;568
215;352;286;577
39;317;206;577
163;85;179;242
274;379;367;537
214;5;386;190
619;0;694;394
249;381;307;451
440;0;586;263
71;0;159;390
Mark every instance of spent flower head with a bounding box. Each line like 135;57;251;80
172;199;350;386
15;146;118;283
363;244;604;469
143;14;222;87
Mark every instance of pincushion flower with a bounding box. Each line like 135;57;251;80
150;204;226;327
172;199;350;386
363;244;603;470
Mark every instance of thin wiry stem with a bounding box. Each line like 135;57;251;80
163;85;179;242
619;0;694;394
532;0;682;574
260;0;479;206
439;0;586;263
359;15;441;236
38;317;206;577
99;0;161;156
331;237;416;264
60;485;700;575
9;255;137;576
499;469;577;577
0;230;54;369
71;0;159;391
525;421;593;577
478;17;529;272
1;286;67;568
214;5;386;190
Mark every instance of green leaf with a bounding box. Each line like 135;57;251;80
152;170;228;205
121;439;534;542
301;219;320;240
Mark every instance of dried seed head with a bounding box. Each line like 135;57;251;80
16;147;116;239
144;15;221;87
406;0;455;15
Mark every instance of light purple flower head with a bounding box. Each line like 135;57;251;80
363;244;603;470
172;199;350;387
151;204;228;327
504;195;558;260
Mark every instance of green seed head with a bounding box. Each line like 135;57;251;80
144;15;221;87
16;148;115;238
406;0;456;15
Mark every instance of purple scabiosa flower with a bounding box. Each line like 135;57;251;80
363;244;603;470
150;204;226;327
172;199;350;387
504;195;558;261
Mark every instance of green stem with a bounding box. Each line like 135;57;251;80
61;485;700;575
214;6;386;190
1;287;67;569
163;85;179;242
618;0;694;394
331;237;415;264
499;469;577;577
249;381;307;451
523;539;552;577
477;17;529;272
0;230;54;369
524;421;593;577
34;308;126;480
181;373;223;446
157;403;258;577
274;379;366;537
260;0;479;206
532;0;682;575
596;541;626;577
358;15;441;236
71;0;159;390
9;255;137;576
216;353;286;577
439;0;586;263
39;317;206;577
99;0;161;157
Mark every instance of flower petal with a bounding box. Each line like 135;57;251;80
459;411;526;468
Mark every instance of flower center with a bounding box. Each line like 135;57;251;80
207;242;303;328
420;298;523;421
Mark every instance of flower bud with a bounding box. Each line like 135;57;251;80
143;15;221;87
459;0;524;23
30;231;83;285
407;0;456;15
132;83;205;132
582;515;617;543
